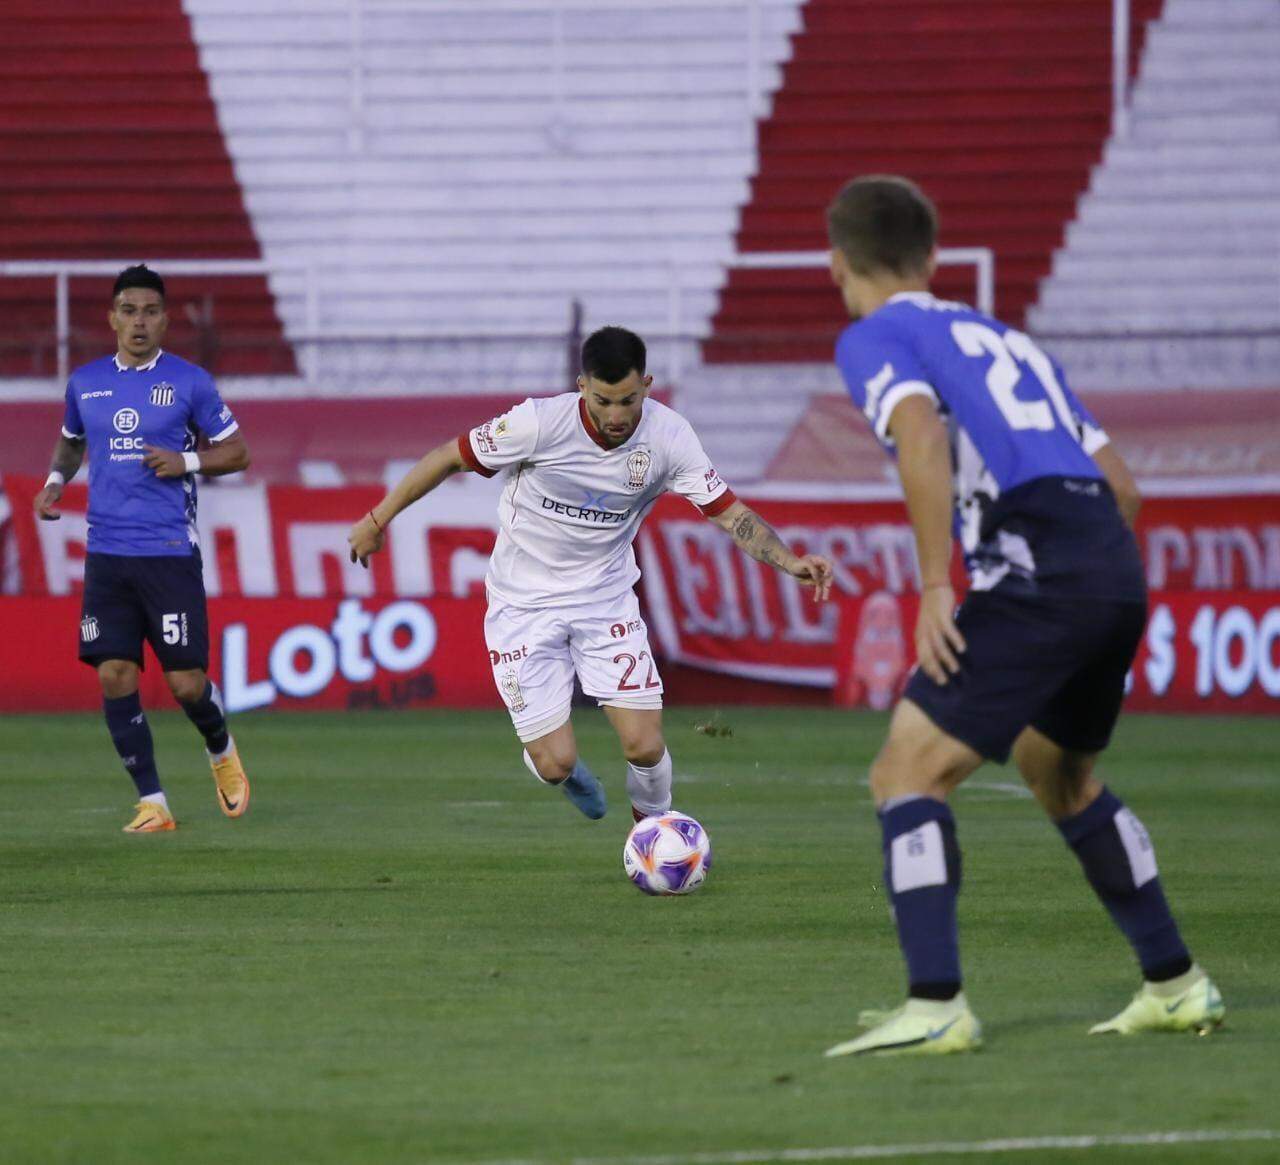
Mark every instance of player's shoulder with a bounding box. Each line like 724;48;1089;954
155;351;213;385
68;354;117;383
641;397;701;445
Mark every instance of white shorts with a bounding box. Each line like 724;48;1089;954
484;590;664;742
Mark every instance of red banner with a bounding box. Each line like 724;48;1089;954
2;476;1277;712
636;492;1280;687
830;590;1280;715
0;596;491;713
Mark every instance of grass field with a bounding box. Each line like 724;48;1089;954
1;707;1276;1164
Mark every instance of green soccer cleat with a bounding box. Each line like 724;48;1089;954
824;993;983;1058
1090;967;1224;1036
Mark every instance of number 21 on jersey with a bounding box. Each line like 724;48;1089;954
951;321;1077;434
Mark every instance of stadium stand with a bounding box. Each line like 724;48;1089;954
1030;0;1280;388
183;0;804;390
707;0;1163;365
0;0;290;376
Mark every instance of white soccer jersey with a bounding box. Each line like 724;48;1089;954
458;393;736;608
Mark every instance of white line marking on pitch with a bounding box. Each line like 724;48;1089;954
451;1129;1278;1165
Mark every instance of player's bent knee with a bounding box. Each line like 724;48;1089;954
621;734;665;767
525;743;577;784
97;660;139;697
164;669;206;704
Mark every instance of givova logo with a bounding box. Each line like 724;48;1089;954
113;407;140;434
80;616;100;643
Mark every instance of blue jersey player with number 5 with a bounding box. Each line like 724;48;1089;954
820;177;1224;1057
32;265;253;833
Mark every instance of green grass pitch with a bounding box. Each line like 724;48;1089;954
0;707;1276;1164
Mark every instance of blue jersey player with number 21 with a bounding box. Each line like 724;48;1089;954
33;265;253;834
820;177;1224;1057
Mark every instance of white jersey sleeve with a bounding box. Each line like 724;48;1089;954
459;397;540;477
666;419;737;516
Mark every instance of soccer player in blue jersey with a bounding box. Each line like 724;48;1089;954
820;177;1224;1056
32;265;252;833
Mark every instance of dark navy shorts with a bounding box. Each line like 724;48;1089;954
78;552;210;672
904;589;1147;763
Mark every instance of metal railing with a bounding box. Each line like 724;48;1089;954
1112;0;1131;139
664;247;996;382
0;260;319;385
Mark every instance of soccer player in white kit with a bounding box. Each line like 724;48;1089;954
348;327;833;821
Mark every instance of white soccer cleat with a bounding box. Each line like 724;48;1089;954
825;993;982;1057
1090;968;1225;1036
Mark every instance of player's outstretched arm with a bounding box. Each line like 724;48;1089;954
887;394;966;685
347;438;469;567
33;434;86;521
709;500;833;602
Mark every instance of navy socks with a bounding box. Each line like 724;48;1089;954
180;680;230;756
879;797;963;1000
1056;787;1192;982
103;692;161;798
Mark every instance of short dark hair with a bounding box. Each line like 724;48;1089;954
112;263;166;301
826;176;937;278
581;326;646;383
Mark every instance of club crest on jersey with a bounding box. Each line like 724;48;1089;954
80;616;100;643
149;383;175;407
113;407;140;434
499;669;526;713
625;448;652;492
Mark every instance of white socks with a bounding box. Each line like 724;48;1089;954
141;791;169;810
626;749;673;818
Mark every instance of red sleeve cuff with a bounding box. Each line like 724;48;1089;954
457;433;497;478
698;488;738;517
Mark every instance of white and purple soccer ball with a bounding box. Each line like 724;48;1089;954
622;811;712;896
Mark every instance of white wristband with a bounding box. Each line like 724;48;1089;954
44;470;65;488
182;452;202;474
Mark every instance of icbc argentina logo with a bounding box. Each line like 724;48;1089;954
609;618;643;639
113;407;140;433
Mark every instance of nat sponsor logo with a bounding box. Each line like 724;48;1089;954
220;598;438;713
488;644;529;666
609;618;642;639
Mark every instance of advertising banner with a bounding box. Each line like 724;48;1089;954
830;590;1280;716
2;476;1276;712
0;596;491;714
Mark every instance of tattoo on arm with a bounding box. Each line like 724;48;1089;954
51;435;85;480
728;506;789;570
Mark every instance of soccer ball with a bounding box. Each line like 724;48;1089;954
622;811;711;895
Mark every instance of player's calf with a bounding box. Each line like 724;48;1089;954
626;749;673;822
521;744;605;820
1055;786;1194;985
175;675;231;756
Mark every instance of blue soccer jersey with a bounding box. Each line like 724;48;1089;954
62;350;238;556
836;292;1139;596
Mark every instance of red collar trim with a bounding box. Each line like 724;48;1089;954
578;397;613;450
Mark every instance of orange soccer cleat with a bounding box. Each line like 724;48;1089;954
209;739;251;818
123;801;177;833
